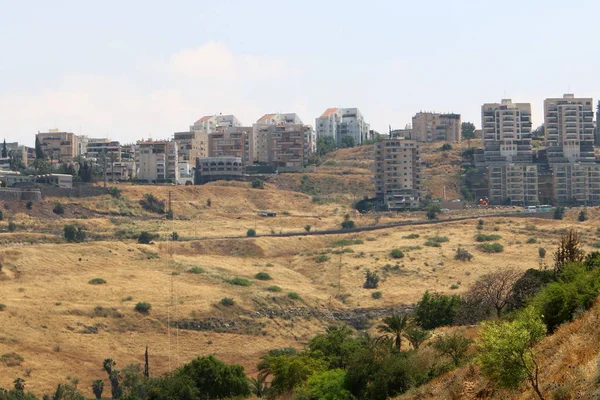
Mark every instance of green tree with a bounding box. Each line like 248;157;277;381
91;380;103;400
432;331;471;366
2;140;7;158
425;203;442;220
35;136;45;160
63;225;86;243
402;326;431;350
294;369;353;400
268;354;327;396
553;229;584;278
251;179;264;189
477;307;546;400
461;122;476;140
176;355;250;399
340;135;355;148
377;315;409;351
249;374;268;398
414;291;460;329
247;228;256;237
308;326;362;369
317;136;337;157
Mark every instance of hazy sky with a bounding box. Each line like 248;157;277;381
1;0;599;145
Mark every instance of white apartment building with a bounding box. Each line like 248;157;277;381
374;138;422;210
544;94;595;162
191;114;242;134
136;140;179;182
315;107;371;145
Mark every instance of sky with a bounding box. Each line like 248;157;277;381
1;0;599;146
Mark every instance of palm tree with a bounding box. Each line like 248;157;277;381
403;326;431;350
249;374;268;398
377;314;409;351
92;379;104;400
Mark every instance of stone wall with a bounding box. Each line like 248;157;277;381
0;188;42;201
40;185;108;198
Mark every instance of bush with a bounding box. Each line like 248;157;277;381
64;224;86;242
206;198;212;207
187;267;204;274
247;228;256;237
426;203;442;220
428;235;449;243
171;231;179;241
455;247;473;261
331;239;363;247
526;237;537;244
288;292;301;300
0;304;5;311
139;194;165;214
88;278;107;285
25;201;33;210
53;203;65;215
176;355;250;399
341;220;355;230
578;209;588;222
108;187;122;199
390;249;404;259
403;233;420;239
371;291;382;300
137;231;156;244
229;277;251;286
251;179;264;189
254;272;272;280
363;269;380;289
414;291;461;330
315;254;330;263
0;210;3;220
554;206;565;220
539;247;546;258
267;285;282;292
134;302;151;314
475;234;502;242
424;240;441;247
592;242;600;249
7;221;16;232
476;225;484;230
220;298;235;307
478;219;485;226
478;243;504;253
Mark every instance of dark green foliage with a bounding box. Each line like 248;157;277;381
267;285;282;292
372;291;382;299
186;267;204;274
7;222;16;232
539;247;546;258
331;239;363;247
139;194;165;214
304;224;311;232
176;355;250;399
171;231;178;241
254;272;272;280
63;225;86;243
25;201;32;210
507;269;554;311
88;278;106;285
91;380;103;400
414;291;461;330
206;198;212;207
108;187;122;199
251;179;264;189
403;233;420;239
474;234;501;242
53;203;65;215
377;315;409;351
403;326;431;350
287;292;301;300
228;277;250;286
308;326;362;369
363;269;380;289
220;298;235;307
478;219;484;226
315;254;330;263
526;237;537;244
425;203;442;220
390;249;404;259
0;388;38;399
246;228;256;237
553;206;565;220
137;231;156;244
317;136;337;157
341;220;355;230
0;210;3;221
461;122;476;140
584;251;600;270
455;247;473;261
478;243;504;253
432;331;471;366
439;143;452;151
134;302;151;314
340;135;355;148
578;209;588;222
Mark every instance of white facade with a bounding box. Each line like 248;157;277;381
191;114;242;134
136;141;179;182
315;107;371;145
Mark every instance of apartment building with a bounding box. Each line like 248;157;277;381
85;138;121;161
411;112;461;142
481;99;533;164
208;126;255;166
552;164;600;204
191;114;242;134
374;138;422;210
174;131;209;165
255;123;313;171
315;107;371;145
5;142;29;167
544;94;595;163
487;164;539;205
36;130;79;163
254;113;315;165
195;156;243;185
136;141;178;182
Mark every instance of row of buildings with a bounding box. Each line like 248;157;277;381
374;94;600;210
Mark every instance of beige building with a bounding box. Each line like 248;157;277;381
411;112;461;142
195;156;244;184
481;99;533;164
255;123;312;171
544;94;595;162
488;164;538;205
36;130;79;163
208;126;255;166
374;138;422;210
191;114;242;134
174;131;209;165
136;141;179;182
552;164;600;204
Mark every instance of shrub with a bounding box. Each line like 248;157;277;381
578;209;588;222
554;206;565;220
331;239;363;247
363;269;380;289
426;203;442;220
526;237;537;244
0;304;5;311
450;284;459;290
206;198;212;207
476;225;484;230
478;243;504;253
137;231;156;244
251;179;264;189
304;225;311;232
267;285;282;292
220;298;235;307
25;201;33;210
414;291;461;330
108;187;122;199
229;277;250;286
7;221;16;232
64;224;86;242
171;231;179;241
287;292;301;300
1;352;24;367
247;228;256;237
539;247;546;258
403;233;420;239
88;278;107;285
341;220;355;230
0;210;3;220
140;194;165;214
134;302;151;314
390;249;404;259
315;254;330;263
424;240;441;247
254;272;272;281
592;242;600;249
455;247;473;261
176;355;250;399
371;291;382;300
428;235;449;243
478;219;485;226
475;234;501;242
53;203;65;215
187;267;204;274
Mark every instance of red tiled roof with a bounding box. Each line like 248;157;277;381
321;108;338;117
258;113;276;122
195;115;213;124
